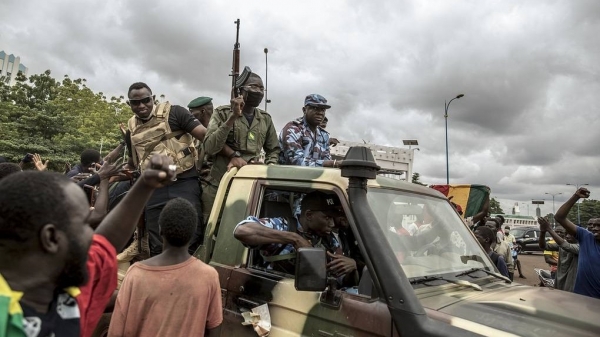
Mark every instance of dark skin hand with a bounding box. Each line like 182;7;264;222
89;161;125;228
95;155;175;252
538;217;566;248
555;187;590;237
327;251;357;276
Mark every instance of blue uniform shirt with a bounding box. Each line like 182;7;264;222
573;226;600;298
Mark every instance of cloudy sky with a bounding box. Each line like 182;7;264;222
2;0;599;215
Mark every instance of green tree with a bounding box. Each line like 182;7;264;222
411;172;426;186
489;197;504;214
566;199;600;225
0;70;130;170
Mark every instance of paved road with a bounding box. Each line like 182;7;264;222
512;252;550;286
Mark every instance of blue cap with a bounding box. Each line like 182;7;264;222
304;94;331;109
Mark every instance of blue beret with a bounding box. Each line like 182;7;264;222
187;97;213;108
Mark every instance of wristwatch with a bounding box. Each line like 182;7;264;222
230;151;241;158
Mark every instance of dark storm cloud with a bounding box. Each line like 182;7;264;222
2;0;600;206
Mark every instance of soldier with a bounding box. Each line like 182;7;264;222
203;67;280;223
279;94;341;167
126;82;206;257
233;191;359;286
188;96;213;129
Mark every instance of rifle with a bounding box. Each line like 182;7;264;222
231;19;241;99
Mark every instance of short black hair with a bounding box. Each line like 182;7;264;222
0;171;73;244
158;198;197;247
0;163;22;181
487;218;501;229
128;82;153;96
495;215;505;225
80;149;101;167
0;156;7;163
476;226;495;244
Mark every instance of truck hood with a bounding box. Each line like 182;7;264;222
428;284;600;337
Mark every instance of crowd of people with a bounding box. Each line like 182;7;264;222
0;65;346;337
1;64;599;337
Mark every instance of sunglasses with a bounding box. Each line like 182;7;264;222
128;96;153;106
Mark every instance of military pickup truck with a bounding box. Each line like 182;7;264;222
96;147;600;336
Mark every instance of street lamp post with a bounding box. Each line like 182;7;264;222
545;192;563;228
567;183;589;225
444;94;464;184
264;48;271;112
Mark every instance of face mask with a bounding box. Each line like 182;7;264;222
244;91;264;107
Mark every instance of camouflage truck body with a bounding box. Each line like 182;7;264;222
194;163;600;337
95;151;600;337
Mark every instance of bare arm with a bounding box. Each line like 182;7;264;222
103;143;124;163
189;124;208;142
234;222;310;248
555;187;589;236
95;155;174;252
544;255;557;266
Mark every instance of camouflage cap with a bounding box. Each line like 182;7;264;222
304;94;331;109
301;191;340;216
187;97;212;109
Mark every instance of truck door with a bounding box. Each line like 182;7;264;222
223;182;395;336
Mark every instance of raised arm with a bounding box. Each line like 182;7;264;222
95;155;174;252
204;100;243;156
555;187;589;236
538;217;564;247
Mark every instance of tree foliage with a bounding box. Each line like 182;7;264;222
411;172;426;186
566;199;600;225
0;70;130;170
489;197;504;214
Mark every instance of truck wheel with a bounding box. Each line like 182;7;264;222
91;313;111;337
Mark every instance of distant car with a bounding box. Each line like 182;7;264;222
511;226;550;254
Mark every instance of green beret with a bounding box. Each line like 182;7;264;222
187;97;213;109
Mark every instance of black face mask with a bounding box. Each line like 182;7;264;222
244;91;264;107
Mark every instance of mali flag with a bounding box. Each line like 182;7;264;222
430;184;490;218
0;274;26;337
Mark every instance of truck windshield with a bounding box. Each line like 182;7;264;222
366;187;496;279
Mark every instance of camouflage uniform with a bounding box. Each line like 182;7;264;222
278;116;331;166
202;105;280;223
235;216;341;274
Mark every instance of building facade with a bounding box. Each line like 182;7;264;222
0;51;28;85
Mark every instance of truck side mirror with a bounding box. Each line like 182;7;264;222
295;247;327;291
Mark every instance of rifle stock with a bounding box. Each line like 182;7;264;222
231;19;241;99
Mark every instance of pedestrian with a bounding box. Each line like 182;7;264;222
538;218;579;292
0;155;175;337
475;226;510;278
126;82;206;256
66;149;101;178
108;198;222;337
554;187;600;298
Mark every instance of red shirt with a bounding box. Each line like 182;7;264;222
77;234;117;337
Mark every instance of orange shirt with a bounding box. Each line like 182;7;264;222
108;257;222;337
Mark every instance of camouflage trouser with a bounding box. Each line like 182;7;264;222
201;181;218;225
